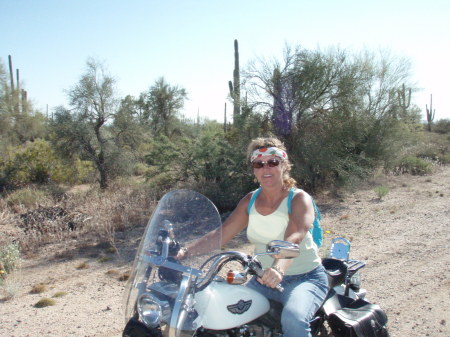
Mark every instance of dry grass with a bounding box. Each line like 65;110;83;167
34;298;56;308
75;261;90;270
105;246;117;254
0;269;22;300
97;255;112;263
118;271;130;282
52;291;68;298
30;283;47;294
0;209;12;226
1;180;156;255
105;269;120;277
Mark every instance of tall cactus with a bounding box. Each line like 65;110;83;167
397;83;411;118
8;55;21;113
8;55;15;92
426;94;435;132
228;39;241;122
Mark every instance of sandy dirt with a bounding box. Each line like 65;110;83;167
1;166;449;337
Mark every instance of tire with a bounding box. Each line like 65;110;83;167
122;318;162;337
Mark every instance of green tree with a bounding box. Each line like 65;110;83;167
144;129;253;211
113;95;148;152
51;58;119;189
142;77;187;136
243;46;418;188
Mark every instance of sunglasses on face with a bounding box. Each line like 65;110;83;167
252;158;281;169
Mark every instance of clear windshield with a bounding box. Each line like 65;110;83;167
123;189;223;334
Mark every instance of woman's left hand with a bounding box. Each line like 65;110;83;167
258;267;283;288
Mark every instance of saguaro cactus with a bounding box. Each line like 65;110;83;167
397;84;411;117
228;39;241;122
8;55;15;92
426;94;435;132
8;55;21;113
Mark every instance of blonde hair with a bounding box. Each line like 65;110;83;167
247;137;297;188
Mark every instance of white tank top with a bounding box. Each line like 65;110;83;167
247;195;321;275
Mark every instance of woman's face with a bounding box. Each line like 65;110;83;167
252;155;285;188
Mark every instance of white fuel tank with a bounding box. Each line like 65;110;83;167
194;281;270;330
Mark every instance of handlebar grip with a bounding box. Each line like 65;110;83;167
253;264;284;291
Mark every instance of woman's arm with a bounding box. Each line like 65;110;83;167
284;190;314;243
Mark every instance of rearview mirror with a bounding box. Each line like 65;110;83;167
266;240;300;259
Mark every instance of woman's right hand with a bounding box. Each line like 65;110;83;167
175;247;188;260
258;267;283;288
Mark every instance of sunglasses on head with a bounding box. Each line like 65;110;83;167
252;158;281;169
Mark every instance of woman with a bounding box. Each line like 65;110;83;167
178;137;328;337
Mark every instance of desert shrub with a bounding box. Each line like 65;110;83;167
63;182;157;252
432;119;450;134
51;157;95;185
118;271;130;281
106;269;120;277
290;113;383;189
97;255;112;263
418;130;449;161
394;156;432;175
374;186;390;200
147;170;179;192
145;133;253;212
30;283;47;294
76;261;89;270
0;240;21;277
438;154;450;165
104;145;136;180
0;241;21;299
417;150;450;165
0;270;22;300
416;144;450;165
52;291;68;298
132;162;148;176
34;298;56;308
4;187;49;208
1;140;62;187
0;140;94;189
0;204;13;227
41;183;68;201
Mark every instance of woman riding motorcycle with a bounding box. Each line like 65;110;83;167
177;137;328;337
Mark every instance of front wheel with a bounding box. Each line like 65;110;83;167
123;318;162;337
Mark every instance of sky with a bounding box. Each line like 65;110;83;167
1;0;449;122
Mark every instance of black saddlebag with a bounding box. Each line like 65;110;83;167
327;298;389;337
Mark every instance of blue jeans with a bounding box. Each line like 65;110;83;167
247;265;329;337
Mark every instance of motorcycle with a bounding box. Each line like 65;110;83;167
123;189;389;337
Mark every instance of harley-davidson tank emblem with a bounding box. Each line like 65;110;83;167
227;299;252;314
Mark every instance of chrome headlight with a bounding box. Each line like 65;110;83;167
137;294;171;328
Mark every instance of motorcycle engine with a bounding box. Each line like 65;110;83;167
199;323;281;337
